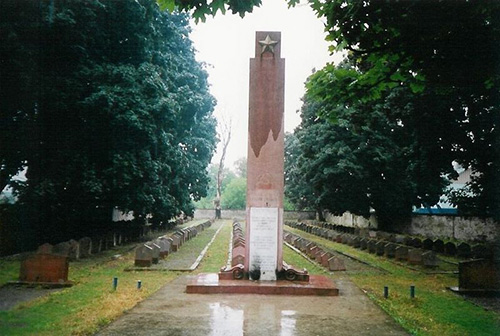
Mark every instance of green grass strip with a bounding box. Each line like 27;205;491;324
285;226;500;336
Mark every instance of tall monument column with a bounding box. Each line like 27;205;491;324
245;31;285;281
186;31;338;295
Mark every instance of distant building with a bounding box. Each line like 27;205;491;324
413;164;474;215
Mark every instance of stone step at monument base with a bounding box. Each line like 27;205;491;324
186;273;339;296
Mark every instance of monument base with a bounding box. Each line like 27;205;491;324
186;273;339;296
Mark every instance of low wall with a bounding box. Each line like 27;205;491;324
324;211;499;243
193;209;316;221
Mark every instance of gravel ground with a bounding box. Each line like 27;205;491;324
461;294;500;312
0;285;62;311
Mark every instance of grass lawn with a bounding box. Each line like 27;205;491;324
0;219;220;336
285;226;500;336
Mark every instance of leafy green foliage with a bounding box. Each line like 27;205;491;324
305;1;500;220
287;78;457;230
158;0;263;22
0;0;217;243
220;177;246;210
194;164;236;209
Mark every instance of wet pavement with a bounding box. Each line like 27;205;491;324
96;274;409;336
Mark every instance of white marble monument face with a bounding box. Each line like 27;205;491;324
248;207;279;280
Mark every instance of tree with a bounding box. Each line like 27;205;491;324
305;1;500;220
234;157;247;178
221;177;246;210
0;0;217;243
214;117;231;218
286;71;461;230
194;163;236;209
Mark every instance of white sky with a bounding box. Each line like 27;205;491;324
190;0;343;170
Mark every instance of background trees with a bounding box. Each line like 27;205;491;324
0;0;217;245
304;1;500;222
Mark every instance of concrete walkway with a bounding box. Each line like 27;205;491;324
96;274;408;336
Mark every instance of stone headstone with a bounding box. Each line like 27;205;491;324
433;239;444;253
320;252;333;268
352;236;361;248
367;240;377;254
422;238;434;250
19;253;69;283
67;239;80;261
457;242;472;258
314;248;324;261
459;259;500;290
53;242;71;257
171;234;181;252
411;237;422;248
422;251;439;268
375;241;386;256
408;249;423;265
328;257;346;271
472;244;491;259
37;243;53;254
308;245;318;259
444;242;457;256
135;244;153;267
359;238;368;250
78;237;92;258
395;246;409;261
91;238;102;254
155;239;169;258
384;243;396;258
394;235;406;244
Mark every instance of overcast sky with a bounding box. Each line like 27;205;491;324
190;0;343;170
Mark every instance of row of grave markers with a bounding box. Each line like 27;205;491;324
134;220;212;267
286;222;440;268
284;232;346;272
18;231;134;285
288;221;495;260
219;221;245;280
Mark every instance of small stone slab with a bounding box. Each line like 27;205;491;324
411;238;422;248
472;244;491;259
53;242;70;257
328;256;346;271
135;244;153;267
444;242;457;256
155;239;169;258
422;238;434;250
408;249;423;265
359;238;368;250
384;243;396;258
320;252;333;268
458;259;500;291
422;251;439;268
457;242;472;258
19;253;70;284
395;246;409;261
375;241;385;256
367;240;377;254
37;243;53;254
433;239;444;253
147;243;161;264
79;237;92;258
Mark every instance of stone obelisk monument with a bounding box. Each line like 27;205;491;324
245;31;285;281
186;32;337;295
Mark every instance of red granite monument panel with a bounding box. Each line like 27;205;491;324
246;31;285;280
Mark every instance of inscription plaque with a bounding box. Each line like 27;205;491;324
249;207;278;280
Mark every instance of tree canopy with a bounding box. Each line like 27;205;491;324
0;0;217;243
